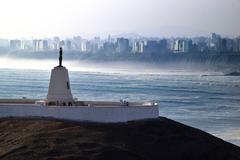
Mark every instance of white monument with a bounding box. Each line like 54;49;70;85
46;48;74;106
0;47;159;122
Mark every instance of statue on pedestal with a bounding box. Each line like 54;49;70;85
47;47;73;105
59;47;63;67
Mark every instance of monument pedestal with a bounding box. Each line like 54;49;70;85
47;66;74;106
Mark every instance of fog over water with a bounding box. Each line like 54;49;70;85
0;57;190;73
0;57;231;75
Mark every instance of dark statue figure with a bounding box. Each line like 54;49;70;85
59;47;63;67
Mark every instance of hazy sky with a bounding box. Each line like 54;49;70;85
0;0;239;38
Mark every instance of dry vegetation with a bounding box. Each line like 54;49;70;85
0;117;240;160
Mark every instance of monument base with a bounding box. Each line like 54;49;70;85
47;66;74;106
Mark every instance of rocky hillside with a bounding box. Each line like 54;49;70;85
0;117;240;160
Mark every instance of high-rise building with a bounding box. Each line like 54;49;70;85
65;40;72;51
174;39;192;53
211;33;221;52
174;40;182;53
91;43;99;53
93;37;102;51
173;39;192;53
133;41;144;53
220;38;227;52
33;40;49;51
83;40;99;53
145;40;159;53
94;37;101;44
192;37;209;52
40;40;49;50
226;38;233;52
0;39;10;48
107;35;114;43
33;40;39;51
159;39;168;52
103;42;116;53
238;37;240;52
85;41;92;52
10;40;21;50
184;40;192;52
80;40;87;52
52;37;60;50
59;40;65;48
220;38;233;53
72;36;82;50
144;39;168;54
233;37;240;53
21;40;32;50
116;38;130;53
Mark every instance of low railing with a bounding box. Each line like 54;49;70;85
1;99;159;108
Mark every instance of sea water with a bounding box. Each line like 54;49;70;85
0;68;239;146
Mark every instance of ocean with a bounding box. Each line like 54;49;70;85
0;66;239;146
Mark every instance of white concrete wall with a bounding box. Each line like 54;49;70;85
0;105;159;123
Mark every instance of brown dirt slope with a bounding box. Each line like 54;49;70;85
0;117;240;160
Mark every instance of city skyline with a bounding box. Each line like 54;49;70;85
0;0;240;39
1;32;239;55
